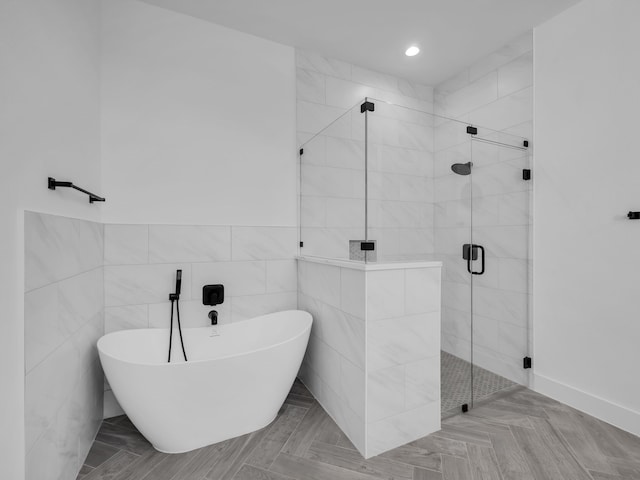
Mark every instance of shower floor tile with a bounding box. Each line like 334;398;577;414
77;379;640;480
441;350;516;417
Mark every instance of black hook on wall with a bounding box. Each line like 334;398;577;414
48;177;105;204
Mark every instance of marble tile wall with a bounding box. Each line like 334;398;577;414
24;211;104;480
434;32;533;385
366;102;436;261
297;259;367;452
103;224;298;415
297;258;442;458
296;49;435;261
365;266;441;457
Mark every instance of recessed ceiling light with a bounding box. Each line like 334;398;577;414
405;46;420;57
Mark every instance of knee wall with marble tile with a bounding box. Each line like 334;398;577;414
297;257;441;458
24;211;104;480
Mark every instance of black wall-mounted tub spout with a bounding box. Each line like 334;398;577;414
208;310;219;337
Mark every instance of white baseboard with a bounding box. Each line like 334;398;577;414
533;373;640;437
103;390;124;419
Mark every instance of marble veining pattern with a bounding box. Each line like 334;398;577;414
24;211;104;480
299;258;442;458
298;260;367;452
148;225;231;263
25;212;103;292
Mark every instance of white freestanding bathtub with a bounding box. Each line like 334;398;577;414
97;310;312;453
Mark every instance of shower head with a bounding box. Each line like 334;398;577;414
451;162;472;176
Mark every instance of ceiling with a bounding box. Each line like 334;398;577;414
140;0;582;86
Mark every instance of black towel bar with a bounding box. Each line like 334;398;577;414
47;177;105;204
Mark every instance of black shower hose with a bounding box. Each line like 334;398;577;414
168;298;188;363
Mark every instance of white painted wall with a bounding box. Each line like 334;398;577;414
101;0;296;226
0;1;102;477
534;0;640;436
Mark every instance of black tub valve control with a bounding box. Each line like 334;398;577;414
203;284;224;305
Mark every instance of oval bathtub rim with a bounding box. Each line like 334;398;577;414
97;309;313;368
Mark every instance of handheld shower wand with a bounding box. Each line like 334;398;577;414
169;269;182;302
168;269;188;362
175;269;182;298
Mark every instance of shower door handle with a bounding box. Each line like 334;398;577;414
463;243;477;274
472;245;485;275
463;243;485;275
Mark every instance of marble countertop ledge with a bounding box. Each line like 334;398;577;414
297;256;442;271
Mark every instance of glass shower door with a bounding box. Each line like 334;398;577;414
469;129;531;406
434;118;475;416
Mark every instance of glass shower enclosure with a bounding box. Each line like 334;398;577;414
299;97;531;416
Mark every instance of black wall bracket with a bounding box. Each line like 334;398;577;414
360;241;375;251
523;356;532;369
299;148;304;156
361;101;375;113
627;212;640;220
48;177;105;204
523;169;531;181
461;403;469;413
466;126;478;135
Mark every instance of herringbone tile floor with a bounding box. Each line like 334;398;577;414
78;380;640;480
